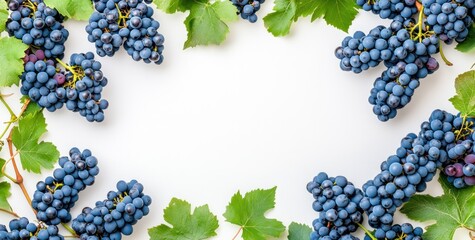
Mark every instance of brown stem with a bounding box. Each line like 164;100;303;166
0;207;20;218
6;130;35;214
231;227;243;240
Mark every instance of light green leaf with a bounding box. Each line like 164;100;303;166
294;0;319;18
0;182;12;211
184;1;238;49
0;37;28;87
449;70;475;116
455;24;475;52
148;198;219;240
43;0;93;21
288;222;312;240
400;175;475;240
11;111;59;173
223;187;286;240
0;0;8;33
20;96;42;117
0;159;5;178
263;0;297;37
153;0;199;13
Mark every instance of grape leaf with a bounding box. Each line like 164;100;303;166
43;0;93;21
0;37;28;87
263;0;297;37
0;182;12;211
153;0;198;13
400;175;475;240
0;0;8;33
455;24;475;52
11;111;59;173
223;187;285;240
0;158;5;178
304;0;358;33
183;1;238;49
449;70;475;117
148;198;219;240
288;222;312;240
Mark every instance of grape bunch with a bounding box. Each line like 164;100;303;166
87;0;165;64
356;0;418;20
20;51;109;122
422;0;475;43
338;0;474;121
306;173;364;239
6;0;69;59
365;223;423;240
336;18;439;121
230;0;265;23
32;148;100;225
60;52;109;122
418;109;475;188
72;180;152;239
0;218;64;240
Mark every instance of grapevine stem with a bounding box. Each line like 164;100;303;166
356;222;377;240
61;223;78;237
465;226;475;232
0;98;30;141
0;208;19;218
438;42;453;66
0;94;17;120
231;227;242;240
2;158;19;184
6;129;35;215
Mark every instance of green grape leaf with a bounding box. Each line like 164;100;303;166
449;70;475;117
43;0;94;21
306;0;358;33
400;175;475;240
183;1;238;49
0;182;12;211
0;0;8;33
153;0;200;13
288;222;312;240
263;0;297;37
148;198;219;240
0;37;28;87
455;24;475;52
294;0;319;18
11;111;59;173
0;158;5;178
223;187;285;240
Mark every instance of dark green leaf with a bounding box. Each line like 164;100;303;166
148;198;219;240
455;24;475;52
400;175;475;240
11;111;59;173
300;0;358;33
223;187;285;240
0;182;11;211
449;70;475;116
0;37;28;87
288;222;312;240
263;0;297;37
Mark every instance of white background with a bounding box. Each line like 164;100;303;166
1;3;475;239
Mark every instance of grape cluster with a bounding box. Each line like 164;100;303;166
356;0;418;20
32;148;100;225
86;0;165;64
306;173;364;240
72;180;152;239
336;18;439;121
419;109;475;188
20;51;109;122
6;0;69;59
230;0;265;23
61;52;109;122
0;217;64;240
364;223;423;240
423;0;475;43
